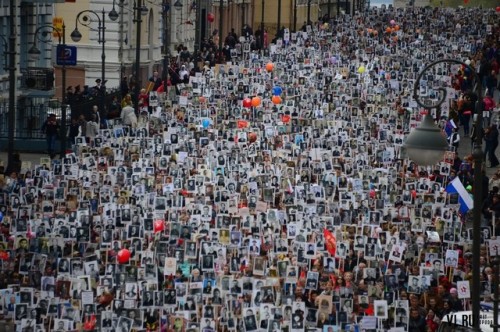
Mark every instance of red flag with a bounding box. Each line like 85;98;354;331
324;228;336;257
365;304;374;316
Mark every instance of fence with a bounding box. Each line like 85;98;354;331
0;90;121;140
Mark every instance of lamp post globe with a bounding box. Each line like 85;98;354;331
70;29;82;42
404;114;448;166
108;9;119;21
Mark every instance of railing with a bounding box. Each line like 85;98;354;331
0;89;121;139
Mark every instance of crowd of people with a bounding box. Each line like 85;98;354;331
2;4;500;332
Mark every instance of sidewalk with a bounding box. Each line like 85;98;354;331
457;133;498;179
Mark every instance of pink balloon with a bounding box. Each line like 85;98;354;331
390;19;396;25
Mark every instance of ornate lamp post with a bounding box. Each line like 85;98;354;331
28;24;67;158
405;58;484;331
70;8;119;120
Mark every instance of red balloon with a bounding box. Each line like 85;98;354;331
0;251;8;260
153;219;165;233
282;115;291;123
496;6;500;12
117;249;131;264
207;12;215;23
242;98;252;108
248;132;257;143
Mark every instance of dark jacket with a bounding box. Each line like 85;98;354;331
41;118;60;136
408;315;426;332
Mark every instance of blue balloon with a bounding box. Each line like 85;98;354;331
0;211;3;222
272;86;283;96
202;119;211;128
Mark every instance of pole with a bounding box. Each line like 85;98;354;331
219;0;223;52
194;0;201;52
307;0;311;24
100;9;106;123
328;0;331;21
60;24;67;158
7;0;15;168
135;0;142;114
162;0;169;83
277;0;281;38
493;249;499;332
260;0;264;50
241;2;245;36
472;76;484;332
293;0;297;32
337;0;340;16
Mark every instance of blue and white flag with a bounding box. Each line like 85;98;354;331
446;177;473;214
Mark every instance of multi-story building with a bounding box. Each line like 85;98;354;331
0;0;57;144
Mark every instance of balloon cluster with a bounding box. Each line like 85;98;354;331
384;19;400;34
242;96;261;108
271;85;282;105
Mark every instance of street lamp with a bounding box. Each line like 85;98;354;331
404;58;484;331
173;0;183;9
29;24;67;159
70;8;118;123
133;0;149;114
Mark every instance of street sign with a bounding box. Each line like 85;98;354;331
52;17;63;38
56;45;77;66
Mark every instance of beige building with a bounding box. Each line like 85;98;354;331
54;0;190;93
211;0;367;44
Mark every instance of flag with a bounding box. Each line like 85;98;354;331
446;177;473;214
444;119;456;137
287;179;294;194
324;228;336;257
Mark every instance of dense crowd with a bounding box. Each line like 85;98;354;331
5;4;500;332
